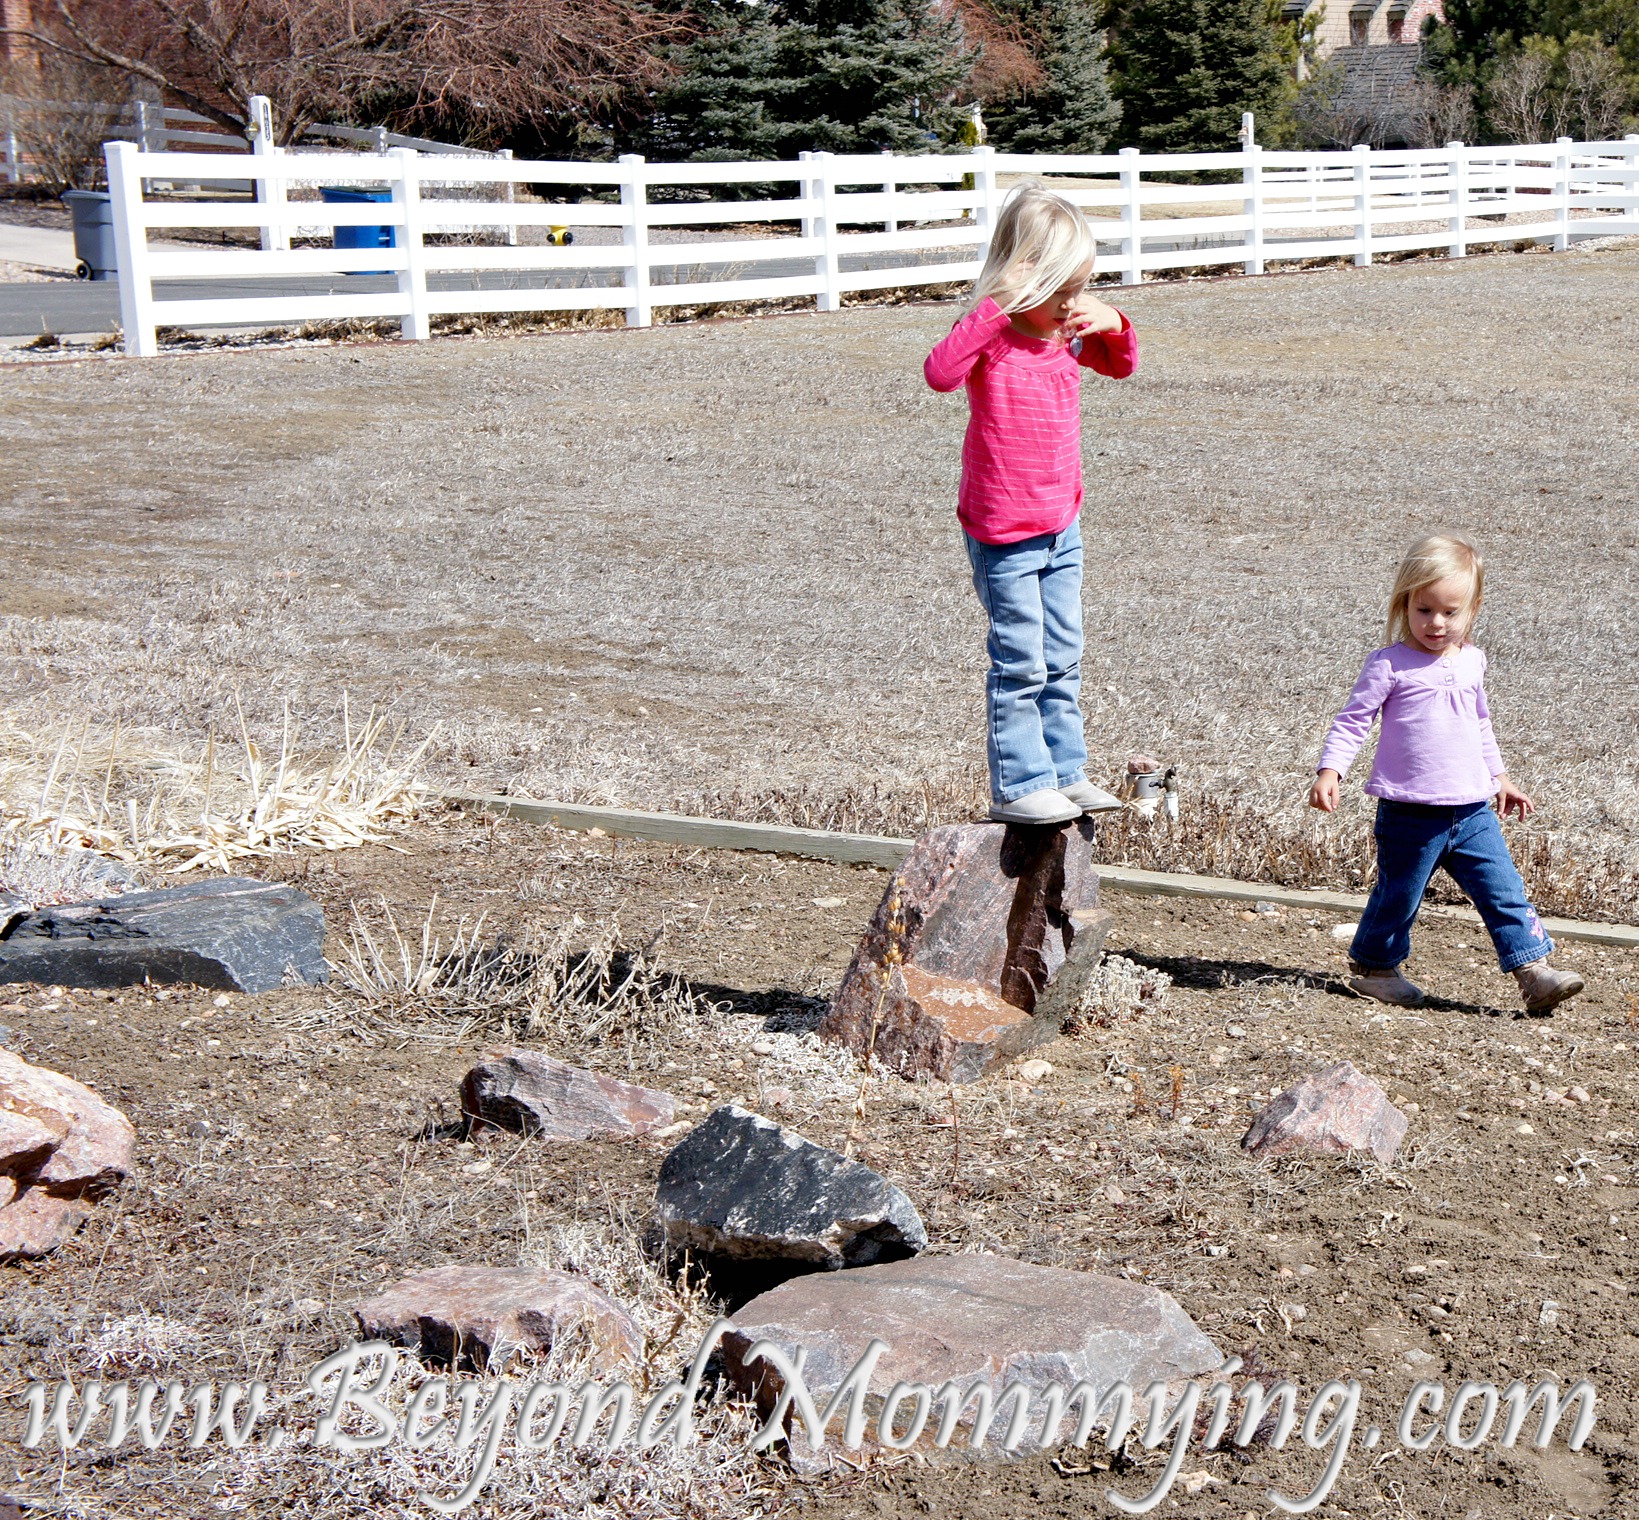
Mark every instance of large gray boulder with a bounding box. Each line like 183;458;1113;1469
655;1106;925;1281
724;1254;1222;1464
819;820;1111;1083
0;877;327;993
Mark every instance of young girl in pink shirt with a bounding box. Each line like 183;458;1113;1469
925;185;1138;824
1311;533;1585;1014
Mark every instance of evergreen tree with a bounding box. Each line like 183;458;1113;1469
1104;0;1288;152
984;0;1120;154
642;0;973;161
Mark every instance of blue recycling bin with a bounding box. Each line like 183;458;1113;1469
320;186;396;273
61;188;116;280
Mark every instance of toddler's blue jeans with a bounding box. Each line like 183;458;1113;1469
964;521;1088;803
1351;799;1553;974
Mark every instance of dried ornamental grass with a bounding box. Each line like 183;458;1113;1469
0;700;431;873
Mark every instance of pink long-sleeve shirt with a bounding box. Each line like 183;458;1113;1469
1317;643;1506;806
924;296;1138;545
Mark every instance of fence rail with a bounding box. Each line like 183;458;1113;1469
102;132;1639;357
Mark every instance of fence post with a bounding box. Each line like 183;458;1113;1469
1626;134;1639;232
1553;136;1573;250
880;148;897;233
1447;141;1467;258
813;150;841;313
1352;142;1372;267
105;141;158;358
1243;141;1264;275
970;144;998;250
1119;147;1143;286
497;147;518;246
2;127;18;186
246;95;288;254
391;148;430;341
619;152;651;328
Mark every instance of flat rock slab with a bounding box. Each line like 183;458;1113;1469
655;1105;926;1281
461;1049;674;1141
820;821;1111;1083
1;1048;135;1261
356;1265;641;1372
724;1254;1221;1462
0;877;327;993
1242;1059;1408;1166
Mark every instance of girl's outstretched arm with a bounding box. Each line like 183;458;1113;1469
1315;650;1395;786
924;297;1012;392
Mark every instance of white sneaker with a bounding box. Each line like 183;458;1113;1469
1058;779;1125;813
988;789;1081;825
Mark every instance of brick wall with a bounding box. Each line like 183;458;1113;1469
2;0;39;68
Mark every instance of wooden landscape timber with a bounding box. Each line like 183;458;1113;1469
449;792;1639;951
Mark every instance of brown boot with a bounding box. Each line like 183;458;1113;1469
1348;961;1426;1008
1514;959;1585;1014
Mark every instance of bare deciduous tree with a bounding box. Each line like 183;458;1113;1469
8;0;682;144
1561;36;1628;142
1488;48;1563;143
1;52;126;189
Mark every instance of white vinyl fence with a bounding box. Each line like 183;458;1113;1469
104;131;1639;357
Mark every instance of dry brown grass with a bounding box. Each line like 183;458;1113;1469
2;243;1637;923
0;704;430;873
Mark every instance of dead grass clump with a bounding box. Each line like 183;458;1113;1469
334;906;719;1063
0;838;142;906
1063;954;1173;1035
0;702;430;873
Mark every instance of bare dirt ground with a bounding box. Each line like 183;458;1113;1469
1;244;1637;1518
1;809;1636;1518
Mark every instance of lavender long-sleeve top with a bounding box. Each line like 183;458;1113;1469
1316;643;1505;806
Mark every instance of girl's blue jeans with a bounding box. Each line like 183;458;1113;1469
964;521;1088;803
1352;800;1553;974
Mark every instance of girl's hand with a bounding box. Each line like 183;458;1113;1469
1309;770;1341;812
1064;296;1124;338
1495;775;1535;818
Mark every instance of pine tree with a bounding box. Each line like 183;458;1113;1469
642;0;974;161
984;0;1120;154
1104;0;1289;152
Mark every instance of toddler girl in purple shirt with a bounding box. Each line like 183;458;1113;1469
1310;533;1585;1014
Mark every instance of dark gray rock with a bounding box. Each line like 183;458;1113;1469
0;877;327;993
0;895;24;939
655;1105;926;1290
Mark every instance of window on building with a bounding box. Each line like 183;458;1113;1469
1350;13;1371;45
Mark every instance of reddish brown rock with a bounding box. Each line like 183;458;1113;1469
0;1186;92;1259
356;1265;641;1372
0;1107;68;1175
1;1050;134;1260
819;821;1111;1082
0;1048;135;1193
724;1254;1222;1463
460;1050;675;1141
1241;1060;1408;1166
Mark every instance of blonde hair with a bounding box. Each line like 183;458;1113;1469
968;182;1096;316
1386;533;1485;647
